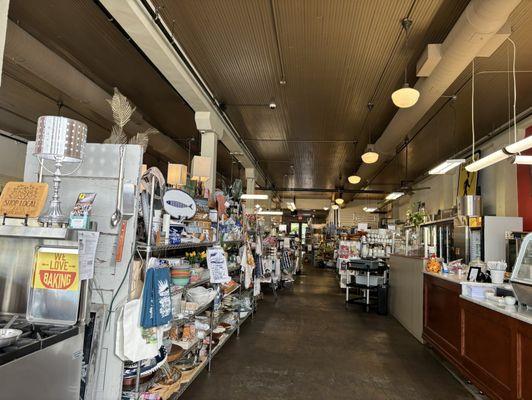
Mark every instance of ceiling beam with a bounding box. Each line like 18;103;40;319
98;0;267;186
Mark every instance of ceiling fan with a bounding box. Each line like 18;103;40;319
393;139;430;196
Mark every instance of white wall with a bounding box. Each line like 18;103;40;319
330;199;381;228
0;133;26;191
393;115;531;220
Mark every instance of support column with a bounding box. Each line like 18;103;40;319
200;131;218;197
195;112;223;198
245;167;256;212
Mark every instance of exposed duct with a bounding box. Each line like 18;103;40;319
357;0;521;184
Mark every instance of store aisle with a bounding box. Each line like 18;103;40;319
182;266;472;400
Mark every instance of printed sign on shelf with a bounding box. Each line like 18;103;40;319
32;247;79;291
207;247;230;284
0;182;48;217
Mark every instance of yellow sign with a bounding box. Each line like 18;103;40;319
32;249;79;291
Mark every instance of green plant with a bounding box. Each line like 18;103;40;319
406;207;425;227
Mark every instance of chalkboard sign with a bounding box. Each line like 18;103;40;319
0;182;48;217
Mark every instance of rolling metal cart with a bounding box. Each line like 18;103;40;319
344;258;388;313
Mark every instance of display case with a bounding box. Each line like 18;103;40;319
510;232;532;307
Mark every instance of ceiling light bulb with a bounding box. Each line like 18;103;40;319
391;83;420;108
331;204;339;210
323;207;329;211
348;175;361;184
361;144;379;164
335;198;344;205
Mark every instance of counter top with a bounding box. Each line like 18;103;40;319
423;270;467;284
460;295;532;325
390;254;425;260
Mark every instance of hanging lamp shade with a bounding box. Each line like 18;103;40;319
335;198;344;205
361;144;379;164
391;83;420;108
348;175;361;184
190;156;211;181
167;163;187;187
331;204;339;210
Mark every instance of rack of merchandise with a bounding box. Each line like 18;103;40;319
120;172;257;400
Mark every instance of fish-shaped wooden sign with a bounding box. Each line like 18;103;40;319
163;189;197;220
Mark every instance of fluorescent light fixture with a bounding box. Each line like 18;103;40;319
348;175;361;184
385;192;405;201
241;193;269;200
506;135;532;153
363;206;378;213
466;135;532;172
331;204;339;210
391;83;420;108
428;159;465;175
513;155;532;165
335;198;344;205
465;150;508;172
361;144;379;164
257;210;283;215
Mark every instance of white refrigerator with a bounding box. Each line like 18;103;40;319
483;216;523;262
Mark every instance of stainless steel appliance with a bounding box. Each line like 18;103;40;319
510;233;532;308
0;225;86;400
0;314;83;400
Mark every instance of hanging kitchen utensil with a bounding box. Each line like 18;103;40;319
110;145;125;227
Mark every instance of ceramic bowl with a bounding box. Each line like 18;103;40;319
504;296;516;306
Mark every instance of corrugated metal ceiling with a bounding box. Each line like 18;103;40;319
154;0;469;195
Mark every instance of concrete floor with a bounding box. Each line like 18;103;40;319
182;265;472;400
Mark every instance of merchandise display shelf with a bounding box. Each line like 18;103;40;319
164;310;252;400
137;241;216;253
172;265;241;294
174;301;213;326
222;284;241;299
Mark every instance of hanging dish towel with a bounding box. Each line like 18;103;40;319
141;265;172;328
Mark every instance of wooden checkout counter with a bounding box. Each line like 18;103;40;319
390;254;532;400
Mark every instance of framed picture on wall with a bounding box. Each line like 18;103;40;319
457;151;481;197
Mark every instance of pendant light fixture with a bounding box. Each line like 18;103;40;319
391;18;420;109
331;203;339;210
335;197;344;206
348;175;361;184
361;102;379;164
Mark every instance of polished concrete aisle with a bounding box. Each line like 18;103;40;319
182;266;472;400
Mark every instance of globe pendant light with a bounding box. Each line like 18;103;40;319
391;18;419;109
361;144;379;164
361;102;379;164
335;197;344;205
348;174;361;184
392;83;420;108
